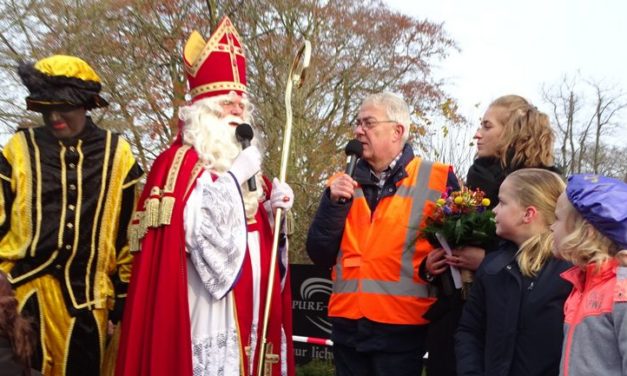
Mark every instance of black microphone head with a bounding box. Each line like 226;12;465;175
235;123;254;141
345;139;363;157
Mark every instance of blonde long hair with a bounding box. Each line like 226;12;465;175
505;169;565;277
555;199;620;267
489;95;554;169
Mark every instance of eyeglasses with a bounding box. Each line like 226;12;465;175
352;118;397;130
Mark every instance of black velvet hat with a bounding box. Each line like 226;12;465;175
18;55;109;112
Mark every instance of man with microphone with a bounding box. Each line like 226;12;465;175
117;17;295;376
306;92;459;376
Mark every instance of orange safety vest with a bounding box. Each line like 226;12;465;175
328;157;449;325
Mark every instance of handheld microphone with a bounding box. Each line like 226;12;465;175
339;139;363;204
235;123;257;191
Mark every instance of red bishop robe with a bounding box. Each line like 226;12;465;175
115;141;294;376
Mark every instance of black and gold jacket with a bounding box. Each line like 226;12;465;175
0;119;143;314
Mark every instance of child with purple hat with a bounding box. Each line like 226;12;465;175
551;174;627;376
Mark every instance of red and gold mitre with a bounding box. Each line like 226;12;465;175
183;17;247;102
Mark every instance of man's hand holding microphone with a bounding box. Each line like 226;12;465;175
330;139;363;204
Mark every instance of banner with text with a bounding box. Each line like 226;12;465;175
290;264;333;365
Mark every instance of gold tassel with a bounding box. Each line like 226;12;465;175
137;211;148;241
159;196;175;225
128;211;143;252
144;197;161;228
129;224;140;252
144;186;162;228
285;210;295;236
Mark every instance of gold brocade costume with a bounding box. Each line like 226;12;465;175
0;119;143;376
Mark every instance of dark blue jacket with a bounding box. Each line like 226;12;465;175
306;144;459;351
455;242;572;376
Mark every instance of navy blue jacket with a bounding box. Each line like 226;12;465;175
306;144;459;351
455;242;572;376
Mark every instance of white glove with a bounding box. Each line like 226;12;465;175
229;146;261;185
270;178;294;211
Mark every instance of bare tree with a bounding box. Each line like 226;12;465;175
542;75;626;178
578;143;627;179
586;80;627;173
227;0;466;260
0;0;464;261
416;99;474;182
542;75;584;174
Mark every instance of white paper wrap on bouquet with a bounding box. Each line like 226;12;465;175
435;232;462;289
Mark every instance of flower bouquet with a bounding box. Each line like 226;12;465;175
422;187;496;297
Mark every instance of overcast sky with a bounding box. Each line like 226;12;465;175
3;2;625;148
384;0;627;139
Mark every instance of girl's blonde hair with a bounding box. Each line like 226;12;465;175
505;169;565;277
555;198;620;267
489;95;554;169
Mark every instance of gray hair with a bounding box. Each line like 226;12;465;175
361;91;411;142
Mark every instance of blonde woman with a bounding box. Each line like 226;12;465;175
552;174;627;376
455;169;571;376
423;95;559;376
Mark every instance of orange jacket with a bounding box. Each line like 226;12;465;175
559;258;627;376
328;157;449;325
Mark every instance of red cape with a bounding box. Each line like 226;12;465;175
116;143;198;376
116;143;294;376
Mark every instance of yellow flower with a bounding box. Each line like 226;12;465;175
436;198;446;206
482;198;491;207
454;196;463;205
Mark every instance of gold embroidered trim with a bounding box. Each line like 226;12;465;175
225;32;241;84
122;175;143;190
0;179;4;226
129;146;191;252
184;17;244;77
57;145;68;250
95;136;128;309
165;146;189;193
29;129;43;258
190;82;247;98
8;250;59;284
78;136;99;309
185;161;205;198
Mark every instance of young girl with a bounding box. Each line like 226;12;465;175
552;174;627;376
455;169;572;376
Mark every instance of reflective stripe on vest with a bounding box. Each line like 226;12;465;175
330;157;449;324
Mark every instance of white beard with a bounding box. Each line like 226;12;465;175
180;99;264;220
